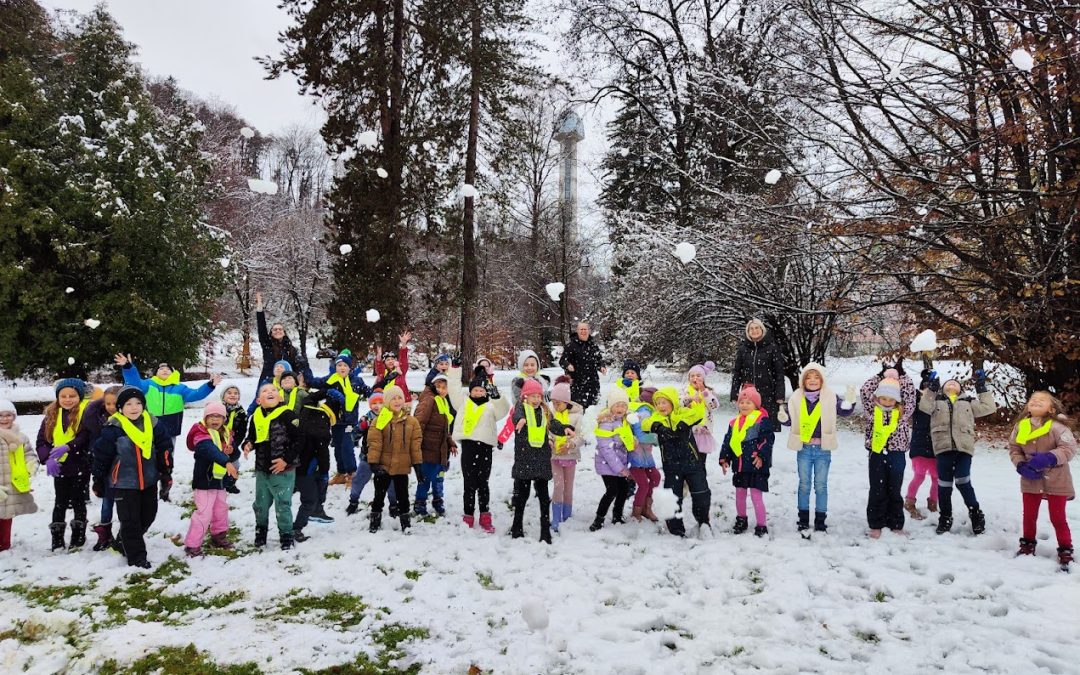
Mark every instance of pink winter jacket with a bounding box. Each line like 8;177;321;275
1008;418;1077;499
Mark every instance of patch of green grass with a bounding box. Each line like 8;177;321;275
98;558;246;627
404;569;421;581
730;645;745;657
747;568;764;594
853;629;880;643
872;590;890;603
3;581;94;609
476;571;501;590
259;590;367;628
324;551;343;560
98;643;261;675
299;622;430;675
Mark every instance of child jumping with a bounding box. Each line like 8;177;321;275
859;370;915;538
719;385;774;536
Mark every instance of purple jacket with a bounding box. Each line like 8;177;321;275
595;416;630;476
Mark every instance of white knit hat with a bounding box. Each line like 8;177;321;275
0;400;15;417
606;387;630;408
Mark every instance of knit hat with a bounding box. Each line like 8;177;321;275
273;359;291;373
745;318;767;341
430;374;449;386
116;386;146;411
475;357;495;376
737;384;762;409
0;400;15;417
469;366;488;391
874;377;902;401
688;361;715;381
54;378;87;399
368;390;385;405
800;363;826;390
521;379;543;398
621;359;642;380
883;368;899;380
334;353;353;368
550;379;573;404
434;353;451;364
517;349;540;373
607;387;630;408
382;350;398;362
279;371;298;388
220;384;241;401
639;386;657;405
383;385;405;402
203;402;227;419
156;362;171;372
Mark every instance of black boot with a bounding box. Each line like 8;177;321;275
49;522;66;550
589;515;605;532
733;516;748;534
345;501;359;516
69;520;87;549
1016;538;1037;556
254;525;268;547
754;525;768;537
280;533;294;550
797;510;810;532
935;515;953;534
511;502;525;539
612;502;626;525
293;529;309;543
540;508;552;544
968;507;985;535
813;512;828;533
399;513;411;533
1058;546;1074;568
368;511;382;533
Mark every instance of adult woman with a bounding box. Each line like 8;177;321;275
729;319;787;430
256;292;300;384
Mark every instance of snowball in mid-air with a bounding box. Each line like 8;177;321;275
83;318;101;330
545;282;565;301
357;130;378;147
247;178;278;195
673;242;696;264
339;244;353;255
65;287;75;294
67;357;75;365
909;329;938;353
652;488;680;520
366;309;380;323
764;169;782;185
1010;49;1034;72
521;598;549;632
239;127;255;139
460;184;479;199
376;167;388;178
218;257;230;269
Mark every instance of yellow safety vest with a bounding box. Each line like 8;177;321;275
434;396;454;427
280;387;300;412
207;427;227;478
252;405;290;444
462;399;485;436
112;412;153;459
375;406;395;431
52;400;89;462
617;379;640;402
553;408;570;454
226;409;239;434
146;371;185;416
1016;418;1053;445
871;407;899;454
327;373;359;412
9;445;30;493
594;417;635;452
799;396;823;444
524;404;547;448
728;410;762;457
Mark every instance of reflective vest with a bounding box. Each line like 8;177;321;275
326;373;359;412
462;399;485;436
871;407;899;454
146;371;185;416
252;406;290;444
684;385;710;419
553;408;571;454
226;409;239;434
112;412;153;459
524;404;547;448
434;396;453;427
52;400;89;462
1016;418;1053;445
799;396;823;444
207;427;227;479
280;387;300;412
9;445;30;493
617;379;641;402
375;406;395;431
728;410;762;457
594;418;635;452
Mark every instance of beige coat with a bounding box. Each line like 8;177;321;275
549;402;584;461
367;411;423;476
919;390;997;456
0;426;39;519
448;378;511;448
1008;419;1076;499
785;363;840;451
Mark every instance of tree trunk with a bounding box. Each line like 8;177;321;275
459;3;482;386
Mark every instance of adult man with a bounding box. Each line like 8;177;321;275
559;322;606;410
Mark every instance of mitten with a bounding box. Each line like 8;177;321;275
973;369;988;394
46;458;62;477
49;444;69;462
622;378;634;388
841;385;857;410
1028;452;1057;471
776;405;789;424
927;374;941;392
413;464;423;482
1017;461;1044;480
627;412;641;425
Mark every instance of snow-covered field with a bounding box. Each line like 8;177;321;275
1;358;1078;674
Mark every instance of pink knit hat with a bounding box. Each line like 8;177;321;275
203;402;227;419
737;384;762;409
550;381;572;404
689;361;716;380
521;379;543;397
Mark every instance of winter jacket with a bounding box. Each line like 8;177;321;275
681;385;721;434
121;362;216;438
629;402;657;469
511;374;552;406
257;309;300;383
79;398;113;449
859;374;917;454
373;347;412;401
244;404;300;473
367;410;423;476
447;369;511;447
918;388;996;456
511;402;573;481
36;403;93;478
303;366;372;427
1008;418;1077;499
782;362;854;451
92;414;172;491
719;410;774;491
413;388;457;466
559;336;604;408
909;391;934;460
642;387;706;476
224;403;248;452
296;395;336;477
355;410;377;462
186;422;239;491
594;412;632;476
550;402;585;462
0;426;38;519
729;332;786;407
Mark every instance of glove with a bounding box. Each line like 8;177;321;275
919;369;933;390
413;464;423;482
46;458;62;477
973;369;988;394
496;442;504;450
92;479;104;498
49;444;69;462
1028;453;1057;471
892;361;906;376
452;355;462;367
159;479;172;502
927;374;941;392
371;463;389;477
325;388;345;406
487;384;501;400
841;385;857;410
1017;461;1044;480
776;405;789;424
622;378;634;388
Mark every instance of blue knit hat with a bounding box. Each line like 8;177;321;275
54;378;86;399
434;353;451;364
335;353;353;368
273;360;291;372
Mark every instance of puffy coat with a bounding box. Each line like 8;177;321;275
550;402;584;462
1008;418;1077;499
186;422;239;491
367;410;423;476
447;369;511;448
296;398;336;477
413;388;457;466
642;387;706;476
782;362;855;451
244;404;300;473
511;402;573;481
728;332;786;415
594;413;632;476
303;366;373;427
918;389;996;456
92;414;172;491
257;309;300;383
373;347;412;401
0;426;38;519
36;403;93;478
559;336;604;408
121;362;216;437
629;402;657;469
860;373;917;454
719;410;774;492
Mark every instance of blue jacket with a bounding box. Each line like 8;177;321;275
719;411;774;492
92;415;172;491
629;402;657;469
121;363;215;437
302;365;373;426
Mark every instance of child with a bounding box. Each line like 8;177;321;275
548;376;584;532
425;353;452;387
511;379;575;543
293;389;345;541
918;368;996;534
115;354;221;502
303;351;373;492
1009;392;1077;568
642;387;710;537
497;350;552;449
347;391;397;515
247;359;292;415
183;402;241;556
220;385;247;495
781;363;856;536
719;386;774;536
412;374;458;517
448;365;510;532
36;378;92;550
367;385;422;533
243;383;300;549
905;369;937;520
91;387;172;568
374;333;413;399
591;388;635;531
628;387;661;523
0;400;38;551
81;385;121;551
859;370;915;538
616;360;642;403
683;362;721;456
277;370;308;412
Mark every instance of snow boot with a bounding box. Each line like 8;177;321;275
479;512;495;534
968;507;985;535
814;512;828;533
130;558;152;569
540;509;552;544
1058;546;1074;569
328;473;349;486
797;510;810;533
550;503;562;533
643;498;658;523
696;521;714;539
433;498;446;517
612;504;626;524
399;513;411;533
666;517;687;538
462;514;475;528
345;500;359;516
631;506;644;523
310;509;334;524
733;516;749;535
254;525;268;547
68;520;86;549
92;523;113;552
754;525;768;538
185;546;204;558
927;498;938;513
588;515;605;532
293;529;309;543
935;515;953;535
389;502;400;518
1016;538;1037;556
368;511;382;533
904;497;925;520
49;522;66;551
413;500;428;517
280;533;294;550
511;503;525;539
564;504;573;520
210;532;233;549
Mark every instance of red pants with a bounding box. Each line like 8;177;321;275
0;518;11;551
1023;493;1072;548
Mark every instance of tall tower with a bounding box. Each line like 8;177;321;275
553;109;585;238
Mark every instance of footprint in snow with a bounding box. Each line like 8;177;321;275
938;573;955;585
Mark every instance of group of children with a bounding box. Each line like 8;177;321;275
0;344;1074;571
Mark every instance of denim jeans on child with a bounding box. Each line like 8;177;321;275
797;444;832;513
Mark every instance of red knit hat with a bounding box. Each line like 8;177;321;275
738;384;762;409
521;379;543;398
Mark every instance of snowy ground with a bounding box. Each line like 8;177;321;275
1;358;1078;674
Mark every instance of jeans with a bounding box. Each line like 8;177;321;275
99;493;115;524
867;451;906;530
414;462;445;511
936;451;977;517
331;424;357;475
797;444;832;513
349;459;374;502
253;470;296;535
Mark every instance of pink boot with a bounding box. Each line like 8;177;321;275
478;512;495;534
462;514;475;528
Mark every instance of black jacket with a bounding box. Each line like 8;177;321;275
511;402;573;481
559;335;604;408
92;415;172;491
729;334;786;406
257;310;300;383
244;404;300;473
296;395;335;477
